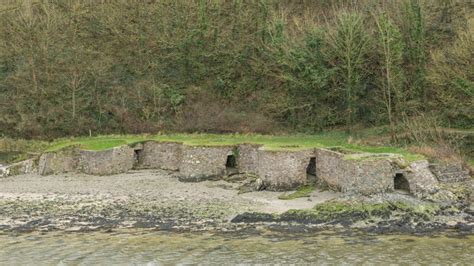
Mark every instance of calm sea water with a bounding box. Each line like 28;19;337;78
0;230;472;265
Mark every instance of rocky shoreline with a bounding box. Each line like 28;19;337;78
0;169;472;235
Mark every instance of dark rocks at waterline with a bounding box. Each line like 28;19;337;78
178;174;221;182
454;222;474;232
231;213;278;223
1;199;472;234
230;206;474;234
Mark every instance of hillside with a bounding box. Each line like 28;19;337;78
0;0;472;139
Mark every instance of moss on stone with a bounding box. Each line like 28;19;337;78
343;153;403;162
278;185;315;200
232;146;240;159
6;132;424;162
278;201;440;224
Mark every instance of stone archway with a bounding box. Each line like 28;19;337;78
306;157;317;184
133;148;142;167
394;173;410;192
225;154;238;175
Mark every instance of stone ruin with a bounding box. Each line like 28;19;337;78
178;145;233;182
255;149;314;190
315;148;395;195
135;141;182;171
399;160;440;198
1;140;468;198
77;145;135;175
38;148;78;175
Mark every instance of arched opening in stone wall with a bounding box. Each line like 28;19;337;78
226;154;238;175
306;157;317;184
133;148;142;167
394;173;410;192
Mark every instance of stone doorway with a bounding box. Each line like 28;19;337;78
133;148;142;167
394;173;410;192
225;154;238;175
306;157;317;184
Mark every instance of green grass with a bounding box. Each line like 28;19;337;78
1;131;425;162
44;132;352;151
468;159;474;168
278;185;315;200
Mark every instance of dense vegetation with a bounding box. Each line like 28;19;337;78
0;0;472;139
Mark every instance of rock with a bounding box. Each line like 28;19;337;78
425;190;457;203
454;222;474;232
178;174;220;182
225;167;240;176
0;159;37;178
238;177;265;194
223;173;248;182
0;165;7;178
231;212;277;223
254;177;264;191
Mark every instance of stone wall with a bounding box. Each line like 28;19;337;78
38;149;78;175
0;158;38;178
403;160;440;197
0;165;7;178
179;145;233;182
429;162;471;183
236;144;262;174
78;145;135;175
136;141;182;171
5;140;459;197
256;149;314;190
315;148;394;194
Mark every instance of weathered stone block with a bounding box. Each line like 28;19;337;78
0;165;7;178
429;163;470;183
315;148;394;194
236;144;262;174
0;158;38;178
404;160;440;197
78;145;135;175
38;149;78;175
137;141;182;171
179;145;232;182
256;149;314;190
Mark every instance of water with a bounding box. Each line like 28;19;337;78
0;230;472;265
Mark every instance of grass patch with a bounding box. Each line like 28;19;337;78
468;159;474;168
1;131;425;162
278;185;315;200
